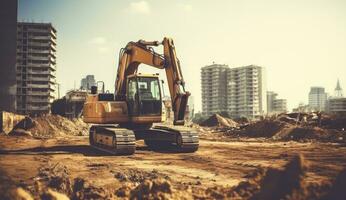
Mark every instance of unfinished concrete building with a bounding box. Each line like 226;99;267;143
16;22;57;115
201;64;228;116
227;65;267;119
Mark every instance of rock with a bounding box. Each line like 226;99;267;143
130;178;173;200
13;187;34;200
9;128;32;137
41;188;69;200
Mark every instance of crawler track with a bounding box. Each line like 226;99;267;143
89;125;136;155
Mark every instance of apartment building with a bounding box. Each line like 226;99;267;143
227;65;267;118
308;87;327;111
16;22;57;115
267;91;287;114
201;64;228;116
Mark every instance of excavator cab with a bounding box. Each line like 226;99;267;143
126;74;162;117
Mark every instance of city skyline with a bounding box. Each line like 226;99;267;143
18;0;346;112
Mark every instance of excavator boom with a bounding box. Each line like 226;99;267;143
115;37;190;124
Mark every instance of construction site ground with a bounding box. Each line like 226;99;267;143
1;130;346;199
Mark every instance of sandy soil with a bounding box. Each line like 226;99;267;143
1;135;346;199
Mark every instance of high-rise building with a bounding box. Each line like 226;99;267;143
227;65;267;118
0;0;18;112
80;75;96;91
266;91;277;113
267;91;287;114
308;87;327;111
16;22;57;115
334;79;343;98
201;64;228;116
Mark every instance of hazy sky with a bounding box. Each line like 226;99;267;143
19;0;346;112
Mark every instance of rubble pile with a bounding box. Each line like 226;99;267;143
200;114;239;128
8;115;89;138
199;112;346;143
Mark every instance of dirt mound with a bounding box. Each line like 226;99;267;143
10;115;89;138
241;119;289;138
274;126;344;142
25;162;112;199
72;178;111;200
130;178;173;200
203;154;329;200
200;114;238;128
321;116;346;130
251;154;309;200
113;169;169;183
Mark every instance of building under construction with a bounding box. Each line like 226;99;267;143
16;22;57;115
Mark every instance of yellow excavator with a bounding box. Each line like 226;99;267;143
83;37;199;155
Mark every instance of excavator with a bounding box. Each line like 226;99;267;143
82;37;199;155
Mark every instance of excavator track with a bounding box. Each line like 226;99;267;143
89;125;136;155
142;125;199;153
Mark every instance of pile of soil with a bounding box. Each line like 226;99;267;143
205;115;346;143
130;178;173;199
240;119;289;138
23;162;112;199
9;115;89;138
200;114;239;128
274;126;344;142
199;154;346;200
320;116;346;130
113;168;169;183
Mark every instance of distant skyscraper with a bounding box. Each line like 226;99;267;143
308;87;327;111
227;65;267;118
201;64;267;118
80;75;96;90
0;0;18;112
334;79;343;98
201;64;228;116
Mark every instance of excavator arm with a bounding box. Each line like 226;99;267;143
114;37;190;125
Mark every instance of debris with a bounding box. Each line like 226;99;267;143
200;114;238;128
198;112;346;143
10;115;89;138
130;178;173;200
0;111;26;134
